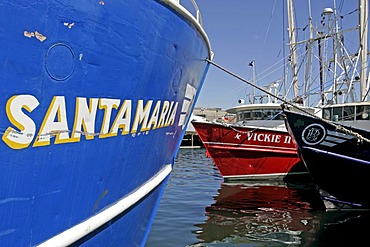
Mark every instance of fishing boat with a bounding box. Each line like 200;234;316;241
0;0;212;245
192;0;333;181
283;0;370;210
192;83;311;181
283;106;370;210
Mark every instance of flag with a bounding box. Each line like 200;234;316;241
248;60;254;67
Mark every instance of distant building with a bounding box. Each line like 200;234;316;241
192;107;227;122
181;107;227;148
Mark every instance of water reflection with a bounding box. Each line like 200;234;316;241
147;148;370;247
313;210;370;246
193;181;325;246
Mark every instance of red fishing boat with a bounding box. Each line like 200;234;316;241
192;100;313;181
192;0;325;181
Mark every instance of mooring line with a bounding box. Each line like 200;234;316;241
206;59;370;144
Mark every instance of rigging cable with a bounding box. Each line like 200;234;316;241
205;58;370;144
257;0;278;60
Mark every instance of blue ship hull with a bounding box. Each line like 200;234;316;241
0;0;211;245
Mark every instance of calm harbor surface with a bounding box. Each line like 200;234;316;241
146;148;369;247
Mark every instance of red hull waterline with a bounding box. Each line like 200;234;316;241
192;121;308;181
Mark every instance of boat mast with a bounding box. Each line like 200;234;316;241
318;30;325;105
332;1;340;104
359;0;368;101
318;6;334;106
287;0;299;98
251;59;256;102
248;59;256;103
305;0;314;106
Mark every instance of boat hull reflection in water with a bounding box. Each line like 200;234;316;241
194;181;324;245
147;148;370;247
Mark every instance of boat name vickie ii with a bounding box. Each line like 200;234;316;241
235;132;292;144
2;94;184;150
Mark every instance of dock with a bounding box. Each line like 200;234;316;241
180;107;226;148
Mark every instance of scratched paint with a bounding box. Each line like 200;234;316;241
23;30;47;42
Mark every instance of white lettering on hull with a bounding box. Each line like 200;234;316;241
2;96;179;149
235;131;289;144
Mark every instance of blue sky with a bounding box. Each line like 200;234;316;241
186;1;360;109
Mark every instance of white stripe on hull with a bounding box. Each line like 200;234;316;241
38;164;172;247
204;141;297;152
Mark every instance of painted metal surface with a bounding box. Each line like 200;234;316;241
283;109;370;209
0;0;211;245
192;121;306;180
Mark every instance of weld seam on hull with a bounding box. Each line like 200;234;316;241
37;164;172;247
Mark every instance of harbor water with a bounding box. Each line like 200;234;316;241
146;148;370;247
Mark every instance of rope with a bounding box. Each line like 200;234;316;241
206;59;370;144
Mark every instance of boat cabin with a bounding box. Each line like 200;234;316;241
226;103;285;123
235;108;285;122
322;103;370;121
